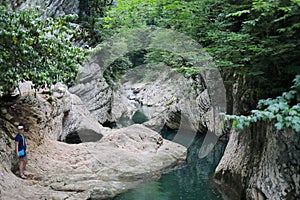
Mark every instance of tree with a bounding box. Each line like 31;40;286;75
77;0;114;46
103;0;300;104
101;0;300;132
0;6;87;95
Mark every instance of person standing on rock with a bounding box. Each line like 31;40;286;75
15;124;28;179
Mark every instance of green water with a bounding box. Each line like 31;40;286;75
113;129;227;200
132;110;149;124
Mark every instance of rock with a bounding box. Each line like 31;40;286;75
0;124;186;199
4;0;80;17
214;122;300;200
59;90;107;143
0;87;187;199
0;80;108;147
69;37;225;137
69;62;113;124
111;84;137;125
19;0;80;17
4;113;14;121
52;82;67;99
0;108;7;114
15;81;34;95
111;64;212;134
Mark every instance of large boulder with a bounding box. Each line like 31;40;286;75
23;124;186;199
0;88;187;199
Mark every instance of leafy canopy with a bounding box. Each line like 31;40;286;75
77;0;114;46
0;6;87;95
104;0;300;98
102;0;300;131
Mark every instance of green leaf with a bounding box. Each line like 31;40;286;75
275;122;284;130
226;10;250;18
236;123;244;130
0;6;87;95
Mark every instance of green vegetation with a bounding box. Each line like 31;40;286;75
0;0;299;131
102;0;300;131
227;75;300;132
104;0;300;99
77;0;114;46
103;56;133;85
0;6;87;95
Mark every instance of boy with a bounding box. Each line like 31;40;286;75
15;124;28;179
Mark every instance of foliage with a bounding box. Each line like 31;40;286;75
0;6;87;95
103;0;159;30
77;0;114;46
145;49;198;78
101;0;300;132
103;0;300;100
103;56;133;85
233;0;300;98
226;75;300;132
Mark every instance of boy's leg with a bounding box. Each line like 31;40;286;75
19;160;24;175
23;156;28;173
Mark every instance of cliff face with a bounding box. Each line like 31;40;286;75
214;121;299;200
5;0;79;17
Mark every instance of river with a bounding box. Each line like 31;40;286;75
113;128;228;200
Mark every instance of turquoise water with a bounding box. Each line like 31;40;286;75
113;129;227;200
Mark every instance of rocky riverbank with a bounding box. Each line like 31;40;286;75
0;86;186;199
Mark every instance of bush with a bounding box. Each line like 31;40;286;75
0;6;87;95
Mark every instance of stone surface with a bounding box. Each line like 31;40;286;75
69;62;113;124
110;64;217;135
18;0;80;17
55;84;107;142
214;122;300;200
70;43;225;138
0;89;187;199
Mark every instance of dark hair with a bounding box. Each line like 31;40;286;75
17;123;25;130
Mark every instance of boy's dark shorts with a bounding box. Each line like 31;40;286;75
19;155;27;161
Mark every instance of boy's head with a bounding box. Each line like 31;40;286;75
18;124;24;132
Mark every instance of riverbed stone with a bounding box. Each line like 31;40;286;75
0;88;187;199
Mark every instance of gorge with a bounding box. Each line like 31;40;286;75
0;0;299;200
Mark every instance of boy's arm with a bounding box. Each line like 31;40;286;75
15;141;19;158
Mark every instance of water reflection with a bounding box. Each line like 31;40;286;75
114;129;227;200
